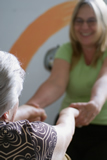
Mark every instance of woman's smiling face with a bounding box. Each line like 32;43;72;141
74;4;101;48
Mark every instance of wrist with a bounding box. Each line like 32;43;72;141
26;102;40;108
89;100;102;113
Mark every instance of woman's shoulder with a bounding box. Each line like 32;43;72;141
55;42;73;63
0;120;57;159
6;120;57;137
15;120;56;132
60;42;72;50
30;121;57;134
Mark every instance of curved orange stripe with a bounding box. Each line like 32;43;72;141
10;1;77;69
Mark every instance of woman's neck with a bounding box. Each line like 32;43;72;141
82;46;96;65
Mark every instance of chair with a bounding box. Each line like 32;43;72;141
63;153;71;160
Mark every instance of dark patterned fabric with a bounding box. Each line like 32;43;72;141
0;120;57;160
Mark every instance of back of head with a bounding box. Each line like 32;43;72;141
0;51;25;117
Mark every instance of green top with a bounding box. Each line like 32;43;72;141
55;42;107;125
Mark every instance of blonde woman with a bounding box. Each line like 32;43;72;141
25;0;107;159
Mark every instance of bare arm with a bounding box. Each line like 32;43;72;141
27;59;70;108
90;58;107;110
52;107;79;160
70;58;107;126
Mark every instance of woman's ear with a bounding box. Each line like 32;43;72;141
2;112;9;122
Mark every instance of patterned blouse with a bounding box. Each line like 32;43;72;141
0;120;57;160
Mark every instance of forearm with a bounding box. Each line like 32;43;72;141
27;79;65;108
52;108;79;160
90;75;107;110
56;108;79;143
27;59;70;108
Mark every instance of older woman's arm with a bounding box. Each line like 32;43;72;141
52;107;79;160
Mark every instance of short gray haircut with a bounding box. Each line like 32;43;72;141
0;51;25;117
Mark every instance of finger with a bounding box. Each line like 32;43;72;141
69;103;77;107
76;117;90;126
72;108;80;117
69;104;81;110
34;103;40;108
75;115;85;126
28;107;47;122
37;109;47;121
40;113;47;121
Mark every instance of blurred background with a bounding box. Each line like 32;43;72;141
0;0;107;124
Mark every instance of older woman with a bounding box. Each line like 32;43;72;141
26;0;107;159
0;51;78;160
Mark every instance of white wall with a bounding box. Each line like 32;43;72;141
0;0;107;125
0;0;71;124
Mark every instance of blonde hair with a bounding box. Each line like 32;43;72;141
69;0;107;67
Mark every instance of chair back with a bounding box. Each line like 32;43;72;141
63;153;71;160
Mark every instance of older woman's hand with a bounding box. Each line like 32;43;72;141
69;101;101;127
15;104;47;122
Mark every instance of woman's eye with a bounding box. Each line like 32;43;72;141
87;19;97;25
75;19;83;24
74;18;97;26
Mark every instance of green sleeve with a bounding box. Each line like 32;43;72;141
55;42;72;64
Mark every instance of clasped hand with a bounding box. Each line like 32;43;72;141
15;104;47;122
69;101;100;127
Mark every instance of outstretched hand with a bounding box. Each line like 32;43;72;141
69;101;100;127
15;104;47;122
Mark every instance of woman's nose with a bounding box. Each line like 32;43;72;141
81;21;89;29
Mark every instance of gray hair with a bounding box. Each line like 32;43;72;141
0;51;25;117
